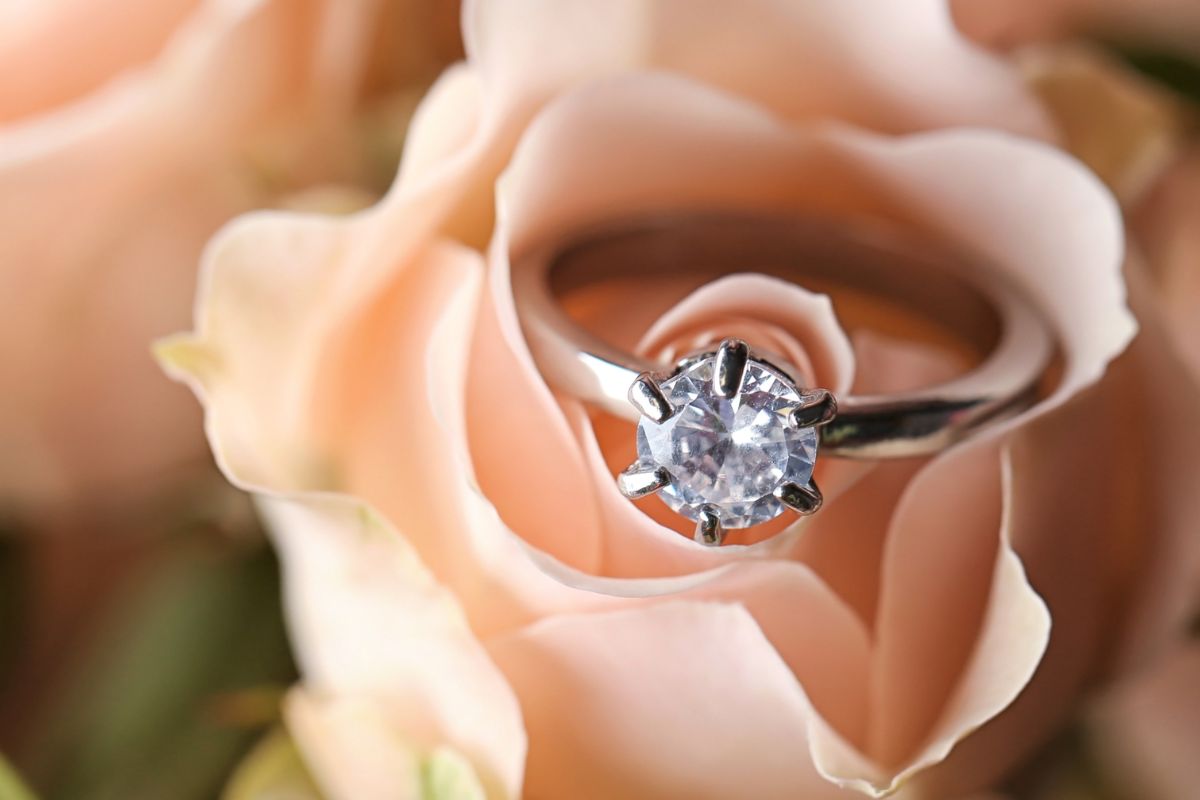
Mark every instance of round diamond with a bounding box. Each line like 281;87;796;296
636;356;818;528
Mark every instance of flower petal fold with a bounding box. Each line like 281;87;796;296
487;601;855;800
260;492;526;800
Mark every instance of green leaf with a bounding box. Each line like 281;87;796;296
27;542;296;800
0;753;37;800
420;749;486;800
222;728;323;800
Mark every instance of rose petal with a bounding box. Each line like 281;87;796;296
287;689;495;800
467;284;606;573
465;0;1052;137
829;128;1135;416
1133;147;1200;383
638;274;856;394
786;332;969;626
910;383;1128;795
851;442;1050;795
487;601;858;800
398;62;486;185
259;492;526;799
163;222;549;627
1;0;388;507
1110;266;1200;668
0;0;198;122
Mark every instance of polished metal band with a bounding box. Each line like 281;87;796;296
512;213;1054;458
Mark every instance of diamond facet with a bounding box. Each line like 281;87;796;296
635;354;819;529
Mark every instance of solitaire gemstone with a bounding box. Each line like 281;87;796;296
635;356;818;528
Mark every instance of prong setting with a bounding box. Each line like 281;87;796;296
775;480;823;515
617;463;671;500
694;505;725;546
789;389;838;429
713;338;750;399
628;372;673;423
621;343;833;543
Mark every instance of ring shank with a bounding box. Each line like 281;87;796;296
512;213;1054;458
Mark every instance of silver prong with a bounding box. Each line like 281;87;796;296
617;463;670;499
789;389;838;429
713;339;750;399
694;505;725;546
628;372;673;423
775;480;823;516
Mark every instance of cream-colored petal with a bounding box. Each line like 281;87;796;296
260;493;526;800
287;689;491;800
398;63;485;184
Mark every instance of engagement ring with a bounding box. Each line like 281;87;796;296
513;214;1054;545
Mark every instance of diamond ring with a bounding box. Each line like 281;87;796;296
619;339;832;545
512;213;1054;545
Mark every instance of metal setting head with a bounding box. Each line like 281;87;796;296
713;338;750;399
628;372;674;423
617;339;837;546
775;479;823;515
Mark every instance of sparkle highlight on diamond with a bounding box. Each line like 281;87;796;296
633;353;819;529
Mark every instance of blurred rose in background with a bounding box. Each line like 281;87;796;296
0;0;459;514
0;0;460;797
1;1;1198;799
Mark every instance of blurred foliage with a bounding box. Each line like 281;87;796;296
421;748;489;800
25;540;296;800
223;728;323;800
0;529;28;687
1113;47;1200;107
0;753;36;800
1003;722;1131;800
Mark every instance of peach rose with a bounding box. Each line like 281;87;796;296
162;1;1200;797
0;0;457;513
